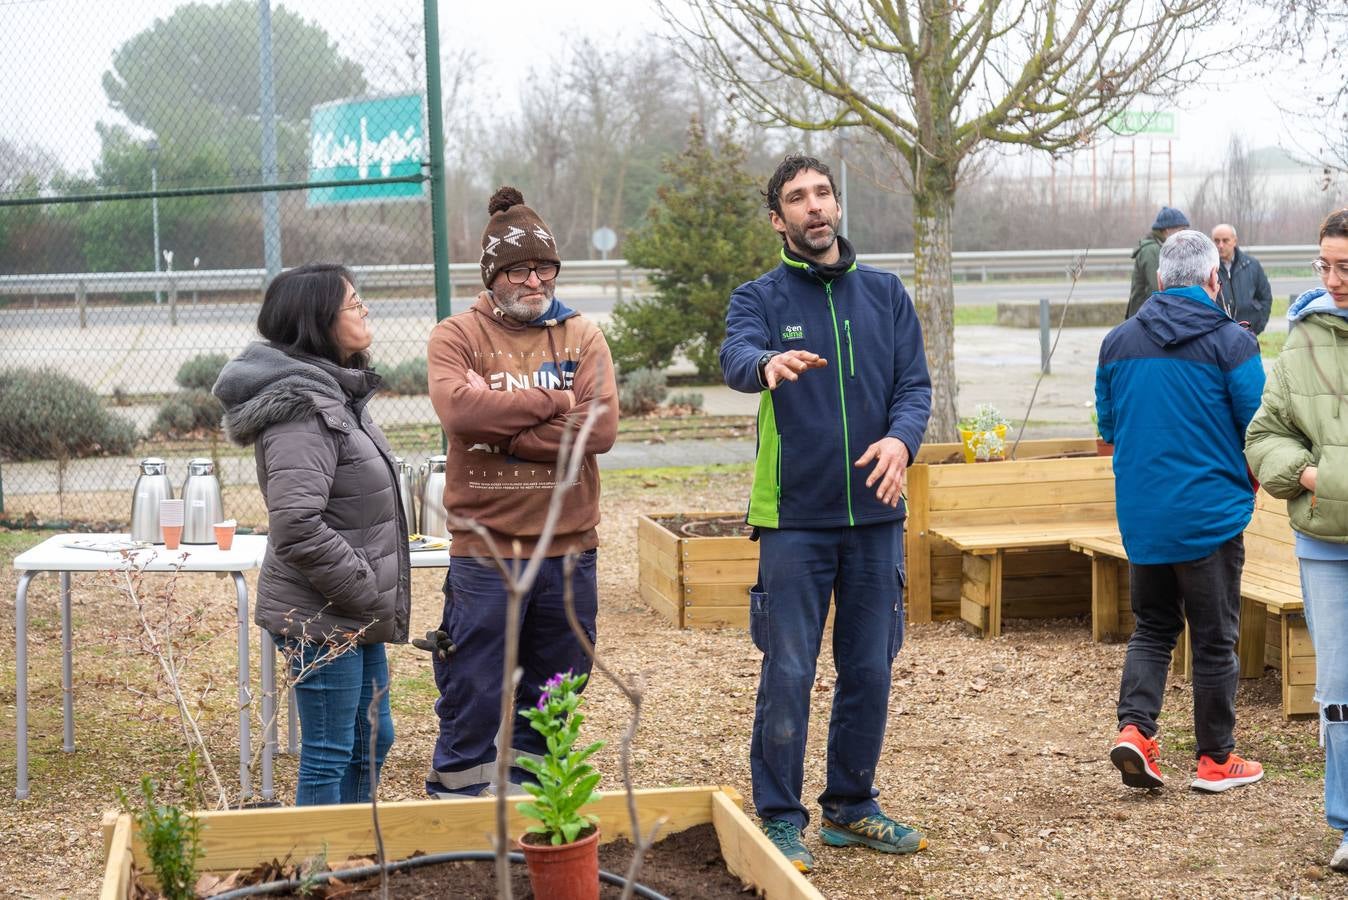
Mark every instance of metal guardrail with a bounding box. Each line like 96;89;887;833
0;245;1319;315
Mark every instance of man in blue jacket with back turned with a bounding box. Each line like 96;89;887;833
1096;229;1265;795
721;154;931;873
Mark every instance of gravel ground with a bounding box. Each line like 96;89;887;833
0;465;1340;898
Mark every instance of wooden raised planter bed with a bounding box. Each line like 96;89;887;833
101;785;822;900
638;512;757;629
637;439;1102;630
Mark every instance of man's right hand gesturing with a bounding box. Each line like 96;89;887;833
764;350;828;390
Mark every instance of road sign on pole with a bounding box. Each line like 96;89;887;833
592;226;617;261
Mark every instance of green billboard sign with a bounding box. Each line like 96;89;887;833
308;92;426;206
1107;109;1177;137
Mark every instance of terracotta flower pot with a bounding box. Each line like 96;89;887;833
518;825;600;900
1096;438;1114;457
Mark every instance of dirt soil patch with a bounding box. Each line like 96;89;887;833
651;512;754;538
0;466;1342;898
256;823;743;898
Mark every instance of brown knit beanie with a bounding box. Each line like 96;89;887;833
479;186;561;287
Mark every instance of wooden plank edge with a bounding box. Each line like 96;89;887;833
114;786;734;876
710;791;825;900
99;813;134;900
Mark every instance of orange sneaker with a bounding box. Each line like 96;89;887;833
1110;724;1163;789
1190;752;1263;793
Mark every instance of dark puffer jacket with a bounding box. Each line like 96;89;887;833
213;342;410;645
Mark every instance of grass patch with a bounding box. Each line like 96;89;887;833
1259;331;1286;359
954;304;997;326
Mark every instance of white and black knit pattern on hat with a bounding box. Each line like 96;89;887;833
479;186;561;287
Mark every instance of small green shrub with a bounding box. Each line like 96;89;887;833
115;755;203;900
618;367;668;416
666;391;704;413
382;357;428;395
0;367;138;460
151;389;223;437
174;353;229;391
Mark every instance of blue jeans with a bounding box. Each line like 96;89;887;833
749;521;905;831
428;552;599;796
1117;536;1243;760
281;639;393;807
1300;558;1348;831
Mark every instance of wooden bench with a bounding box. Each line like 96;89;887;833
1069;534;1268;681
1071;491;1314;718
932;520;1121;638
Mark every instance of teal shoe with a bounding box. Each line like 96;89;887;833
820;813;928;854
762;819;815;873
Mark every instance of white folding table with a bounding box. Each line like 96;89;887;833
12;534;269;800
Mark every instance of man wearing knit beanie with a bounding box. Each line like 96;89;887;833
422;186;618;798
1126;205;1191;319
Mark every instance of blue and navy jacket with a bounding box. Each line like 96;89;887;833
720;250;932;529
1095;286;1265;564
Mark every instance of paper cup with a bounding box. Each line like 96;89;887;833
159;498;184;526
213;520;237;552
161;523;183;550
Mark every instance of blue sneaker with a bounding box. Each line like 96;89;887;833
762;819;815;873
820;812;928;854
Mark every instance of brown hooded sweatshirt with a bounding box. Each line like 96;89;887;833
427;292;618;558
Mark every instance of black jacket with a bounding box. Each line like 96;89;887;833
1217;247;1273;334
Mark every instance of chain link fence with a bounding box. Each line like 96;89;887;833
0;0;456;530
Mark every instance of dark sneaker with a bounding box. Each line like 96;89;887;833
762;819;814;873
819;813;928;854
1190;752;1263;793
1111;724;1164;789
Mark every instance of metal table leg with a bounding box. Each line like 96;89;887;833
232;572;252;802
15;570;35;800
259;625;275;801
60;572;73;753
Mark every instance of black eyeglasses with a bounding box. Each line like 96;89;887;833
503;263;559;284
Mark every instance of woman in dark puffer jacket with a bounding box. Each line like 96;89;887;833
213;264;410;806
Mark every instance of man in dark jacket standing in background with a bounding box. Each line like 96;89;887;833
721;155;932;873
1212;223;1274;334
1096;230;1265;795
1126;206;1190;318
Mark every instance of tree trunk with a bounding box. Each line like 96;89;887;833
912;185;959;442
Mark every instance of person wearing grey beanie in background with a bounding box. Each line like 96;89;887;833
1126;206;1190;319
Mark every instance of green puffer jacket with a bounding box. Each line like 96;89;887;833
1245;308;1348;542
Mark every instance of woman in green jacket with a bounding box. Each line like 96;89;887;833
1245;207;1348;872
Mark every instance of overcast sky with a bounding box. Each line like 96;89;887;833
0;0;1309;176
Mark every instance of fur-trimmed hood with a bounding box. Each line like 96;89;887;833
213;342;381;446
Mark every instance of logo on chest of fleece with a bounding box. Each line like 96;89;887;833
781;323;805;342
487;359;578;391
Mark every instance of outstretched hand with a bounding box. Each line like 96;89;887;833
765;350;828;390
854;436;910;507
411;629;457;661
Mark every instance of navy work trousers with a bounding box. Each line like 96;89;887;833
750;520;905;830
427;551;598;796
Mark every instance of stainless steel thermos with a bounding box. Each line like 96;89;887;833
420;454;448;538
181;458;225;544
394;456;417;536
130;457;174;543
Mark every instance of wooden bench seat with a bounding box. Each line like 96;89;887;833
931;520;1120;638
1069;491;1315;719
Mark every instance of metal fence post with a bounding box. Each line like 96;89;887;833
615;264;624;304
76;280;87;329
169;279;178;326
424;0;451;325
1039;297;1051;374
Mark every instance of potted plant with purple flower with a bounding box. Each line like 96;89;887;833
516;670;606;900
